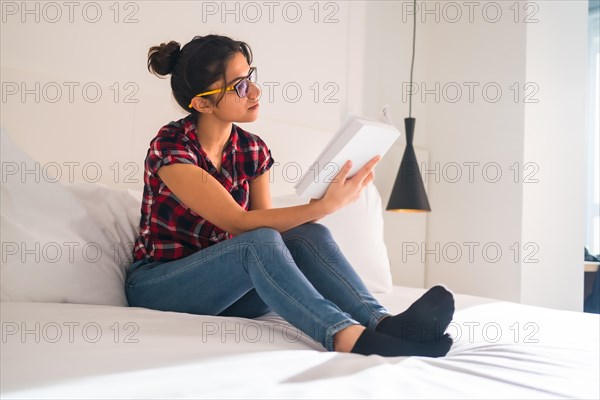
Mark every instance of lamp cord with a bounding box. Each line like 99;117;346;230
409;0;416;118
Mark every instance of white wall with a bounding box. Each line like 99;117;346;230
363;0;588;310
520;1;587;310
363;1;431;288
0;1;352;196
422;0;527;303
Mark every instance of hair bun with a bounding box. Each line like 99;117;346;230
147;41;181;76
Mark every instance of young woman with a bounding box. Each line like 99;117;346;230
125;34;455;357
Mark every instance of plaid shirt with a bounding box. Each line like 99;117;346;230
133;114;274;262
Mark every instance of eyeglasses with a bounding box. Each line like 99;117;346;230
188;67;257;108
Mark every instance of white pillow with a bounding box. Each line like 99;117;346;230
272;185;393;293
0;129;139;306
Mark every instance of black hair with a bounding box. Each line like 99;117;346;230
147;35;253;115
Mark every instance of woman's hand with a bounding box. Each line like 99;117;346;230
320;155;381;214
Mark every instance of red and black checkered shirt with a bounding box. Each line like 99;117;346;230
133;114;274;262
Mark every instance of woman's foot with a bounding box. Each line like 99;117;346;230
333;324;366;353
375;285;455;343
351;328;453;358
334;324;453;358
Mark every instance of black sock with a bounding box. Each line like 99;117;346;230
375;285;455;343
351;328;453;358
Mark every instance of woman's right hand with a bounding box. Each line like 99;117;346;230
320;156;381;214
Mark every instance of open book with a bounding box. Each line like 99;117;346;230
294;107;401;199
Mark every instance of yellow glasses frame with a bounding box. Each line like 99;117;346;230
187;67;257;108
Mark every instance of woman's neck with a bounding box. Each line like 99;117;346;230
195;114;233;155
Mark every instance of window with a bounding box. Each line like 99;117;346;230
585;0;600;256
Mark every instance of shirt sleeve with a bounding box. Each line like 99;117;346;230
254;136;275;178
146;134;198;176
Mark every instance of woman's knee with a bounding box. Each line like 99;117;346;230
238;227;285;264
243;227;281;242
284;223;333;240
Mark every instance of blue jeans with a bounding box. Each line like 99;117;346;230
125;223;390;351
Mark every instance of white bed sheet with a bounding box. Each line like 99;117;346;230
1;286;598;399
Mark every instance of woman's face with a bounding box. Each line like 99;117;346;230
208;51;260;123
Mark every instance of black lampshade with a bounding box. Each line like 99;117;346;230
386;117;431;212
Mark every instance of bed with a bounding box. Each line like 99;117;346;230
2;288;598;399
1;129;599;399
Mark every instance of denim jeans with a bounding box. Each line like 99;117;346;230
125;223;390;351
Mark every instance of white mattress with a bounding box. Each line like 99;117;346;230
1;286;598;399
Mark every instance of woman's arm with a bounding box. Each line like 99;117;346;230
157;157;378;236
248;170;272;211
